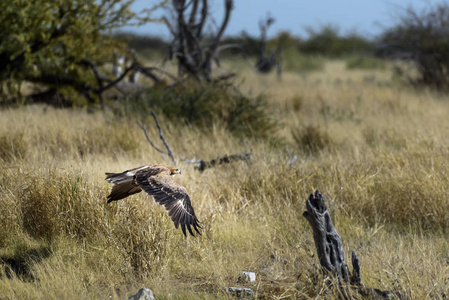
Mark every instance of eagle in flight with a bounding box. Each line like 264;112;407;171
105;164;201;237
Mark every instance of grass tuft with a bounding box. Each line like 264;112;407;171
0;132;28;162
292;125;335;155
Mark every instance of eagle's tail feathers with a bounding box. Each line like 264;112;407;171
105;171;134;184
107;182;141;202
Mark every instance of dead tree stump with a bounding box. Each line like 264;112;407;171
303;190;350;281
303;190;393;299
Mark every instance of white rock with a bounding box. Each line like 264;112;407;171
241;271;256;282
128;288;155;300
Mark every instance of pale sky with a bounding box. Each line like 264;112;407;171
123;0;443;39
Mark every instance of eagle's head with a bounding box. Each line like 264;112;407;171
169;167;181;176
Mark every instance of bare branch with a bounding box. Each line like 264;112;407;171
161;16;177;36
196;0;208;38
137;112;176;165
150;111;176;164
207;0;233;58
137;121;167;155
163;0;235;82
102;64;135;90
188;0;200;28
79;59;106;109
255;15;278;74
141;66;178;81
133;65;163;83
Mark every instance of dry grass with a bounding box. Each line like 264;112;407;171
1;61;449;299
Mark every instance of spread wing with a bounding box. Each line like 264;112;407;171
135;170;201;237
105;166;153;202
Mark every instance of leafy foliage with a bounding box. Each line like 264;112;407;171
0;0;147;104
377;3;449;91
298;24;376;57
282;48;325;72
121;82;277;139
346;55;386;70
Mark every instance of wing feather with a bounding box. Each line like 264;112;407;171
105;165;150;184
135;170;201;236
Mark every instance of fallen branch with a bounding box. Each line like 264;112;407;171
186;153;251;172
137;111;176;164
303;190;393;298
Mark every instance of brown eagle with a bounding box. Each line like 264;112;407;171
105;164;201;237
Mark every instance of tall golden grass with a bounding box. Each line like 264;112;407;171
1;61;449;299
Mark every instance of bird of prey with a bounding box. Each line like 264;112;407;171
105;164;201;236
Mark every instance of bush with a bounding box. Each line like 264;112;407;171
0;0;139;106
282;47;325;72
377;3;449;91
346;55;386;70
221;33;262;57
120;82;277;139
298;24;376;57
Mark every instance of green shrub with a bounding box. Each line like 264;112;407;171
298;24;376;57
346;55;386;70
120;82;277;139
282;47;325;72
377;3;449;91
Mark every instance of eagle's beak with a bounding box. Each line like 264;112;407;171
177;169;181;174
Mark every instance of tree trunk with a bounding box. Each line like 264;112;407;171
302;190;350;281
303;190;394;299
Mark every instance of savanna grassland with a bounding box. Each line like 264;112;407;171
1;59;449;299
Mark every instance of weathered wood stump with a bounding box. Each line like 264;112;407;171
303;190;393;299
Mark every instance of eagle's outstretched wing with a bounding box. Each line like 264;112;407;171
135;169;201;237
105;166;151;202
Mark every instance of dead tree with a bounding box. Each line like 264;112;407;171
256;16;276;73
255;15;282;78
303;190;393;298
163;0;234;82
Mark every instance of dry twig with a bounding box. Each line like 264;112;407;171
137;111;176;164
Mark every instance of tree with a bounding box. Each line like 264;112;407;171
0;0;159;107
377;3;449;91
255;15;277;73
162;0;234;82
